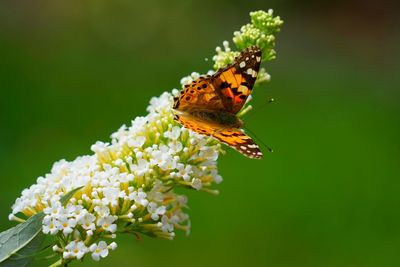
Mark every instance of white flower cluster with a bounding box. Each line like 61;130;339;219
233;9;283;61
212;41;241;70
179;70;215;87
10;92;223;264
8;9;283;266
213;9;283;84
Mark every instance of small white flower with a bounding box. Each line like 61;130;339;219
158;156;177;171
94;205;110;217
43;201;66;219
130;158;150;177
214;174;223;184
168;141;183;153
176;164;193;181
150;147;169;167
164;126;181;140
147;202;166;221
58;216;77;236
127;136;146;148
52;245;62;252
206;70;215;76
110;124;127;141
79;213;96;231
42;217;61;235
102;187;119;207
161;215;174;233
180;72;200;86
109;242;118;250
129;190;149;207
89;241;109;261
131;116;148;130
66;203;79;214
90;141;110;154
63;241;88;260
97;215;118;233
222;40;231;51
191;178;202;190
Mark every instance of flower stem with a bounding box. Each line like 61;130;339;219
48;259;62;267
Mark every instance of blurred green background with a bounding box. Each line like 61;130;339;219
1;0;400;266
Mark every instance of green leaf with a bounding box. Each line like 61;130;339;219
0;187;84;266
0;212;45;266
60;186;83;205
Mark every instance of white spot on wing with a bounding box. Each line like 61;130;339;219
239;61;246;68
256;56;261;62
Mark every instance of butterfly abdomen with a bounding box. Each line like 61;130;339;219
189;110;242;128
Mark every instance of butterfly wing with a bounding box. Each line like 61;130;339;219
174;113;263;159
211;46;262;114
173;46;262;115
173;46;264;159
173;76;225;112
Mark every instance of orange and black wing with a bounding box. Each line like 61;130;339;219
173;46;262;114
174;113;263;159
211;46;262;114
173;76;225;112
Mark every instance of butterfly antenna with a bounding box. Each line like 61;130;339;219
242;98;275;120
255;97;274;111
242;125;273;153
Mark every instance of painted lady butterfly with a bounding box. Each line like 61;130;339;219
173;46;263;159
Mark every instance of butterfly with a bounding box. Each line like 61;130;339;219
173;46;263;159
